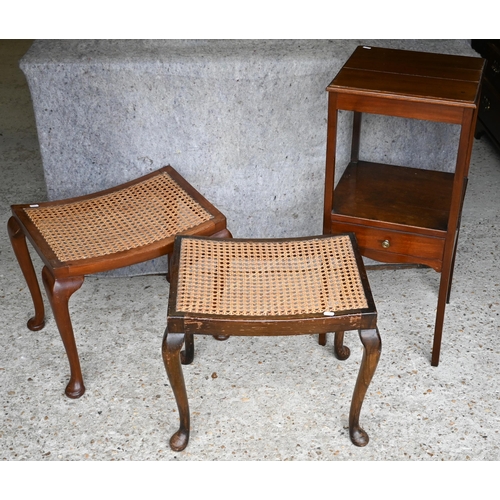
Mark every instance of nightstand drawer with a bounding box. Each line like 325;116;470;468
330;221;446;265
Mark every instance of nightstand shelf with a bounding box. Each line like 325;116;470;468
323;46;485;366
332;160;453;270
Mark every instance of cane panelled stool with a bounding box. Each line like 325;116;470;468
8;166;231;398
163;233;381;451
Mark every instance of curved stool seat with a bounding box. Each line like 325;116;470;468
8;166;231;398
163;233;381;451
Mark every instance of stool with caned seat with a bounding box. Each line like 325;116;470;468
162;233;381;451
8;166;231;398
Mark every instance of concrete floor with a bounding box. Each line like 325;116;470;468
1;40;499;461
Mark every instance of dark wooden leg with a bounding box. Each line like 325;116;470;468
318;333;327;346
431;267;452;367
334;331;350;360
181;333;194;365
432;217;461;367
162;328;190;451
7;217;45;331
41;266;85;398
166;252;172;283
446;231;460;305
212;334;230;341
349;328;381;447
211;228;233;239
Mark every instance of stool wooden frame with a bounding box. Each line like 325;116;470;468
8;166;231;398
163;233;381;451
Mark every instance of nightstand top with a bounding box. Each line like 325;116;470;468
327;46;485;107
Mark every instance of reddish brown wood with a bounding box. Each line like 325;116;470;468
324;46;485;366
8;166;231;397
8;216;45;331
334;331;350;360
338;46;483;82
349;328;382;447
329;220;446;271
333;161;454;231
181;333;194;365
162;330;190;452
335;93;467;124
323;94;338;235
42;267;85;398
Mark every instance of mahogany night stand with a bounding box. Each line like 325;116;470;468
323;46;485;366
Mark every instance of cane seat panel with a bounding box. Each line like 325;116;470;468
175;235;369;317
23;171;214;263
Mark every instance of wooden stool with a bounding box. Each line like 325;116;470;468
163;233;381;451
8;166;231;398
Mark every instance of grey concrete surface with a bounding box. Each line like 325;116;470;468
1;40;499;461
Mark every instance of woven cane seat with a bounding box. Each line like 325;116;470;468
175;235;369;317
22;169;214;264
11;166;228;276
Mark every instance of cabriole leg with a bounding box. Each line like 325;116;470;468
42;266;85;398
349;328;381;447
7;216;45;331
162;328;190;451
334;331;350;360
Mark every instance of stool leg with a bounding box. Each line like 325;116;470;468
166;253;172;283
162;328;190;451
211;228;233;239
318;333;327;346
334;331;350;360
349;328;381;447
42;266;85;398
7;217;45;331
181;334;194;365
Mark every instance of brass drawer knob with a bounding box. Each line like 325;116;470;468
381;239;390;249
